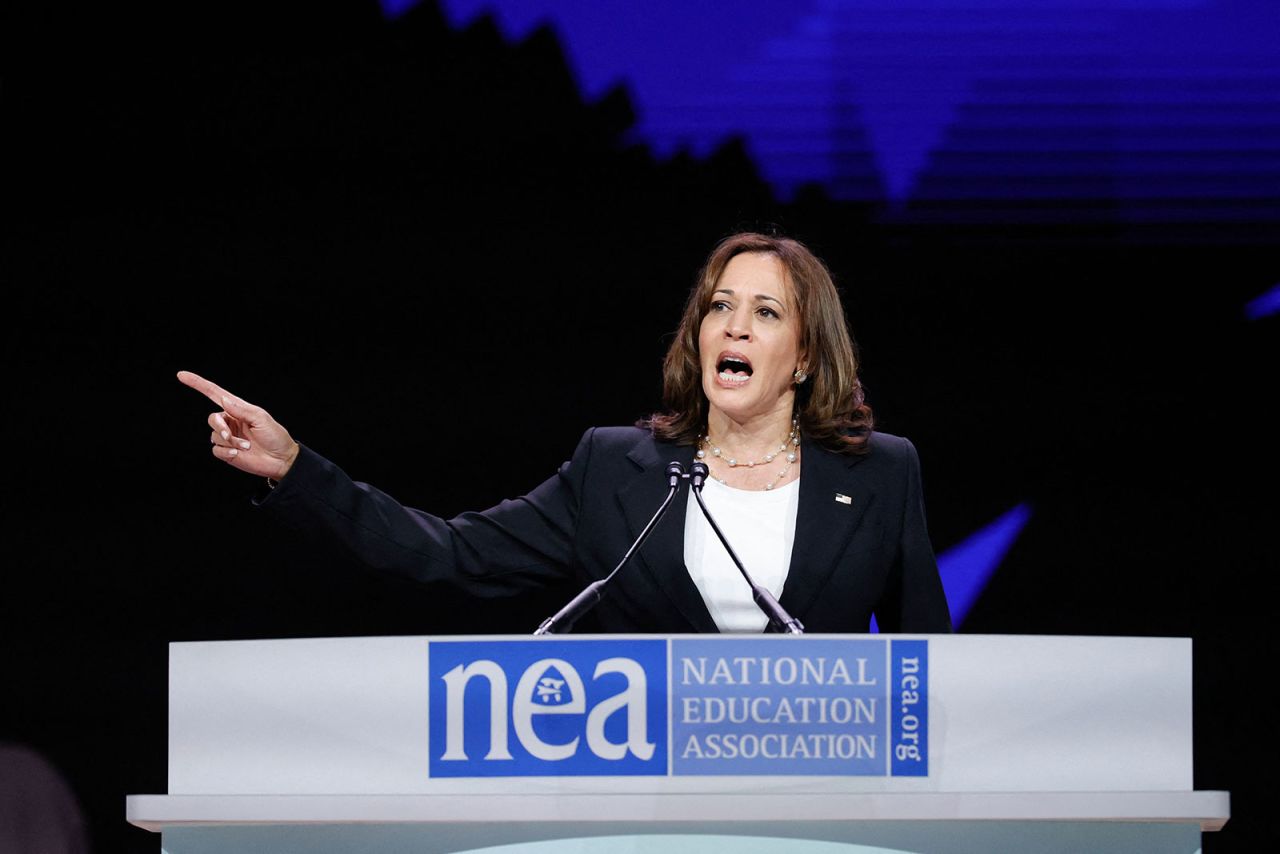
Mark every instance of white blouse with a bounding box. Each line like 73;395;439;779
682;476;801;632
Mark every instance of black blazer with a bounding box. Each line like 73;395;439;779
260;427;952;634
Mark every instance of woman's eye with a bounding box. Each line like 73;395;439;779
711;300;730;312
758;306;779;319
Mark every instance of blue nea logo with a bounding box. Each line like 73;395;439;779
428;640;668;777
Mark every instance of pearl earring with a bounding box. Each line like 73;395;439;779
794;368;808;384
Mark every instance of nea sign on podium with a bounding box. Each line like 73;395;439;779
427;637;929;777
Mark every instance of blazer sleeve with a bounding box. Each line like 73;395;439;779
253;429;597;596
873;437;953;633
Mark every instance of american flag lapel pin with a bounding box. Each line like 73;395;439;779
835;493;853;505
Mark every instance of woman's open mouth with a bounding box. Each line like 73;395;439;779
716;353;753;386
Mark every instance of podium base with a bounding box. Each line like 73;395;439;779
129;791;1227;854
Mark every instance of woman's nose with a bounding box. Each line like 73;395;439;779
725;310;752;340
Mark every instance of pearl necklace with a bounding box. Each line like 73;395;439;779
697;419;800;491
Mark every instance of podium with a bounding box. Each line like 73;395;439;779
127;634;1228;853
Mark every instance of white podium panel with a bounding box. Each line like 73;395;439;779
128;634;1227;854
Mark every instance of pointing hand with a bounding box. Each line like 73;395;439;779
177;371;300;480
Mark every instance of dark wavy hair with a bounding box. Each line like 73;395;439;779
643;232;874;454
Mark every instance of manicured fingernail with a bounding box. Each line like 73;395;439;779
228;448;238;457
239;440;250;449
221;431;229;440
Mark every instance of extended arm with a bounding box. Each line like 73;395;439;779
179;369;589;596
255;436;592;596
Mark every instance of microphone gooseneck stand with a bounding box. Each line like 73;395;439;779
533;461;688;635
689;461;805;635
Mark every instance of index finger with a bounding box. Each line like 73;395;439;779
177;370;236;408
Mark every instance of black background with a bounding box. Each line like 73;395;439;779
4;2;1276;851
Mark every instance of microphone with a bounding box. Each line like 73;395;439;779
688;461;805;635
534;461;688;635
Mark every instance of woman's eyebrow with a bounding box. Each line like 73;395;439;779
714;288;784;306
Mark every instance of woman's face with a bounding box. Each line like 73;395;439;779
698;252;805;427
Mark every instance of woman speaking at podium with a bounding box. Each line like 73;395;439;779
178;232;951;635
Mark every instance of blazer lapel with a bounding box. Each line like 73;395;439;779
779;437;874;624
617;440;718;633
